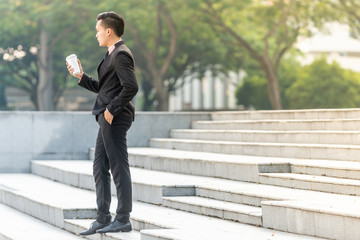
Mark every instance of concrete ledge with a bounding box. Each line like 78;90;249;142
262;200;360;240
0;111;210;173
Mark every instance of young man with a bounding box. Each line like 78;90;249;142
67;11;138;235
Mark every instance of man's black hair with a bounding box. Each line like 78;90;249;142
96;11;125;37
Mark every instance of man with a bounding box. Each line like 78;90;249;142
66;11;138;235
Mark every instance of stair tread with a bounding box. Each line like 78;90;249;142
194;118;360;124
0;203;82;240
140;227;324;240
163;196;262;216
129;147;360;171
263;198;360;218
0;173;96;210
292;159;360;170
260;173;360;186
172;129;360;134
129;147;290;165
150;138;360;148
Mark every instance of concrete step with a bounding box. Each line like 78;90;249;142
0;203;83;240
129;147;360;183
211;108;360;121
192;118;360;131
0;174;321;240
162;196;262;226
259;173;360;195
291;159;360;180
149;138;360;161
29;160;360;239
262;199;360;240
170;129;360;145
128;147;291;182
31;160;360;207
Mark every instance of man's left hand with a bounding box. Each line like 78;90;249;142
104;109;114;125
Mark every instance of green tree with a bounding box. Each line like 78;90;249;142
236;57;301;109
194;0;336;110
97;0;231;111
286;58;360;109
0;0;97;110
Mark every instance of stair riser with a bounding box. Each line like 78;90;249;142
162;199;262;226
31;162;95;190
129;154;261;182
149;140;360;161
171;131;360;145
292;165;360;180
211;110;360;121
262;202;360;240
192;120;360;131
259;175;360;196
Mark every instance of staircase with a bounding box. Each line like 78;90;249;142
2;108;360;239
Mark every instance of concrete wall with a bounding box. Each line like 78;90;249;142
0;111;211;173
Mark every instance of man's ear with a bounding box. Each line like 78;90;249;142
106;28;111;35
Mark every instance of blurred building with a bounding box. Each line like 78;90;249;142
296;23;360;72
169;70;243;111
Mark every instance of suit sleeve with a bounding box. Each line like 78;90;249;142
106;52;139;116
78;73;100;93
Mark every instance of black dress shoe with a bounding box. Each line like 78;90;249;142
79;220;111;236
96;220;132;233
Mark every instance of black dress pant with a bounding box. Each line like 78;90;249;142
93;110;132;224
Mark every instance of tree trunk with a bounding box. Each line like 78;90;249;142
142;80;155;111
151;74;170;111
0;83;7;110
37;21;54;111
156;88;169;111
261;58;282;110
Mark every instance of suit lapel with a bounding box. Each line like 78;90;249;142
97;41;125;86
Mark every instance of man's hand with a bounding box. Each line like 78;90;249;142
104;109;114;125
66;59;83;80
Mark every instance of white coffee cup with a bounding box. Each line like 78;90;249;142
66;54;80;75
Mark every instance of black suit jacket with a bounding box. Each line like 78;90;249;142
78;40;138;120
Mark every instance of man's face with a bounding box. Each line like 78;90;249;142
96;20;108;47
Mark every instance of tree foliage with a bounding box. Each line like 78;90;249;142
236;57;301;110
0;0;357;111
191;0;338;110
0;0;98;110
286;58;360;109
